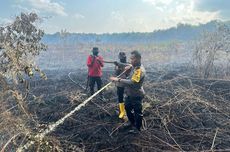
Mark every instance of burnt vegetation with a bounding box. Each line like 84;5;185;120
0;13;230;152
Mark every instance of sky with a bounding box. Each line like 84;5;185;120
0;0;229;34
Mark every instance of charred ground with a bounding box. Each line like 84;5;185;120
5;66;230;151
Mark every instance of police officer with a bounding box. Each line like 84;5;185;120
110;50;145;132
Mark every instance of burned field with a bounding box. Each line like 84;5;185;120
1;11;230;152
3;67;229;151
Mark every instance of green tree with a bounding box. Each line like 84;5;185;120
0;12;47;123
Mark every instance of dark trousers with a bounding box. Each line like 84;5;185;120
117;87;125;103
89;76;102;96
125;96;143;131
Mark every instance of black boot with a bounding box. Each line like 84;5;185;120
122;121;134;130
135;113;143;131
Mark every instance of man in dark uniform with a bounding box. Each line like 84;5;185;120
110;50;145;132
87;47;104;98
114;52;127;119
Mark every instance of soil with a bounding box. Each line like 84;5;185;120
3;67;230;151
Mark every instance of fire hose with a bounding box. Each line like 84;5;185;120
16;67;130;152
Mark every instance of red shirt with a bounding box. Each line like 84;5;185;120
87;55;104;77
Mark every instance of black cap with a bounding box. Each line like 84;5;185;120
119;51;126;63
92;47;98;51
92;47;99;55
119;52;126;59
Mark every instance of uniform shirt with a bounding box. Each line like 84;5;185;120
115;62;129;87
87;55;104;77
119;65;146;97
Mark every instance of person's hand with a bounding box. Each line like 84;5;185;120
96;56;100;61
115;66;119;70
110;76;119;82
125;65;132;71
96;56;102;63
113;61;118;66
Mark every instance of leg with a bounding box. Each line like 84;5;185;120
133;98;143;131
117;87;125;118
89;77;96;95
125;96;135;125
96;77;103;97
117;87;124;103
96;77;102;90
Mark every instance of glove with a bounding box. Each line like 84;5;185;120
113;61;118;66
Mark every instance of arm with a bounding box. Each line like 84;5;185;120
96;56;104;67
110;68;142;86
110;77;136;86
119;79;134;85
115;61;131;67
87;55;95;67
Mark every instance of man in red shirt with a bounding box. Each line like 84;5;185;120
87;47;104;98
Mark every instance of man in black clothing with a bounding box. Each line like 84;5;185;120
114;52;127;119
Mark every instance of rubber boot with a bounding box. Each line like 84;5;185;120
119;103;126;119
